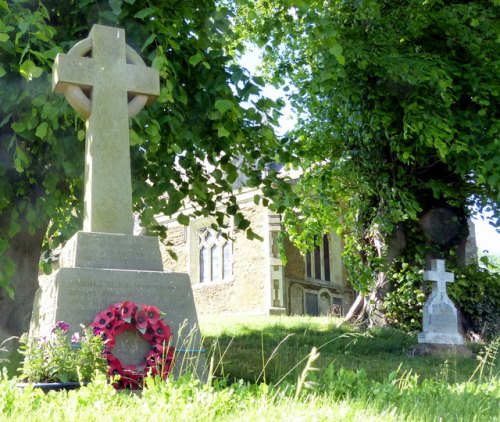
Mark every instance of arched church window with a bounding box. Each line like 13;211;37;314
198;227;232;282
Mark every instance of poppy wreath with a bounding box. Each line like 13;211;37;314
91;300;174;390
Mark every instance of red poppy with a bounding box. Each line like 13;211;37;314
150;321;172;342
156;352;174;380
92;310;113;328
143;305;161;324
142;326;155;342
108;360;123;377
102;333;116;349
152;339;174;356
145;351;158;366
121;365;143;389
106;353;121;368
135;310;148;333
119;301;135;322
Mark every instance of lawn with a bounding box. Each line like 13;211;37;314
200;315;489;384
0;315;498;421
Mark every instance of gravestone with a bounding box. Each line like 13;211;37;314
29;24;204;377
417;259;464;345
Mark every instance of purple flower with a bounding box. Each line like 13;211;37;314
52;321;70;333
71;332;81;344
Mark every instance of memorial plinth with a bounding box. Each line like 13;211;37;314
29;24;204;379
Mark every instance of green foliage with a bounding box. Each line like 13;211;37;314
479;252;500;274
381;257;500;339
18;324;106;383
449;263;500;341
234;0;500;309
384;261;427;332
0;0;291;293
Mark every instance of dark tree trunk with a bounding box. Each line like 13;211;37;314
0;211;49;346
345;224;407;325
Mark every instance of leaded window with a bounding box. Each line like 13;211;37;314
198;228;232;282
305;234;332;282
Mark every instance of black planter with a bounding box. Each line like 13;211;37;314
17;382;87;392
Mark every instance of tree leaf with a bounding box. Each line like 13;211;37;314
188;53;204;66
329;44;345;65
177;213;190;226
134;7;155;19
19;60;43;79
215;99;235;115
35;122;48;139
217;125;230;138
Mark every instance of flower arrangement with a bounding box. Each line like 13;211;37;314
19;321;107;384
91;301;175;390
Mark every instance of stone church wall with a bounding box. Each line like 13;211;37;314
159;192;269;316
284;238;306;280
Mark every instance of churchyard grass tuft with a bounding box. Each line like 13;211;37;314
0;315;498;421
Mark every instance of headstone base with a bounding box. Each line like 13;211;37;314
410;343;473;358
30;266;205;379
418;331;464;345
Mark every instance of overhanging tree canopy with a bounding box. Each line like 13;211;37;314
0;0;287;337
235;0;499;324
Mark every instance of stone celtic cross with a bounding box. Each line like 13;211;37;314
424;259;454;294
53;24;159;234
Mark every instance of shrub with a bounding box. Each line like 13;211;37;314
449;262;500;341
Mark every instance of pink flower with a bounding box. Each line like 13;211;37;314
52;321;69;333
71;332;81;344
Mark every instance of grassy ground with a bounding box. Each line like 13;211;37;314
200;315;491;384
0;315;498;421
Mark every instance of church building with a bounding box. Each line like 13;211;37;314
157;186;354;317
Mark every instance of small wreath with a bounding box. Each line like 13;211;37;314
91;301;174;390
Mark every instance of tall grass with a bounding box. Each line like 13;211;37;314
200;315;492;385
0;315;498;421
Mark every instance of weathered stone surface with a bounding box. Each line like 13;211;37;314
29;24;204;379
53;24;159;234
418;259;464;345
30;267;205;378
59;231;163;271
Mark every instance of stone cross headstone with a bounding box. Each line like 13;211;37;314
29;24;204;379
53;24;159;234
418;259;464;345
